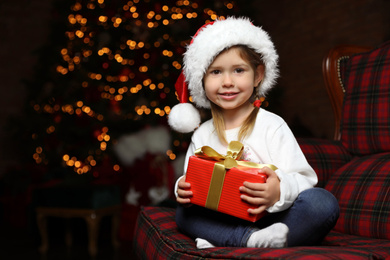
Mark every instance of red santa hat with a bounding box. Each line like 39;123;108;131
168;17;279;133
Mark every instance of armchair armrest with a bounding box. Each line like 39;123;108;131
297;138;352;188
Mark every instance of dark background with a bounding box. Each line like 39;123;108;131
0;0;389;259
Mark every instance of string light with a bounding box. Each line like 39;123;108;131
31;0;237;174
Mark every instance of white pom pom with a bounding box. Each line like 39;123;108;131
168;103;201;133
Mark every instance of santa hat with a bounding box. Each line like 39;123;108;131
168;17;279;133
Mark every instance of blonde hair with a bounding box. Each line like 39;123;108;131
208;45;264;145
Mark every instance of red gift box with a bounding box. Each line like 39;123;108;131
185;155;270;222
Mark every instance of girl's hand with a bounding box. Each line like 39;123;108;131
239;167;281;215
176;176;193;205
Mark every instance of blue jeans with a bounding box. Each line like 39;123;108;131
175;188;339;247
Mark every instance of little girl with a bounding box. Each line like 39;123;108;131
168;17;339;248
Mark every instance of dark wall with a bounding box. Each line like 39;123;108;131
0;1;52;176
251;0;390;138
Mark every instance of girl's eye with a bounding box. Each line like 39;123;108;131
210;70;221;75
235;68;245;73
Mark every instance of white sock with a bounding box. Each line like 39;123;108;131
195;238;216;249
246;223;289;248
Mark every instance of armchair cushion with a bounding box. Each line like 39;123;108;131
133;206;390;259
325;152;390;240
341;41;390;155
298;138;352;187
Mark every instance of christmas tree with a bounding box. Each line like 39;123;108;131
12;0;244;179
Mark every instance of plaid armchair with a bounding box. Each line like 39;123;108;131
133;41;390;259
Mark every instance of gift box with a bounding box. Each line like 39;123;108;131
185;141;277;222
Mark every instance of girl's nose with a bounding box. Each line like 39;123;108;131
222;74;234;87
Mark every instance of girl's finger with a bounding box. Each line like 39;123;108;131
178;181;191;189
239;185;263;197
240;194;264;205
248;205;267;215
176;197;191;204
242;181;266;191
177;189;193;198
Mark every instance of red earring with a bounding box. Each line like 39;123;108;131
253;96;265;108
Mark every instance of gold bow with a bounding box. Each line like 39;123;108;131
194;141;277;211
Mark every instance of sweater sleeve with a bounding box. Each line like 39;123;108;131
266;122;318;213
173;140;197;198
173;121;208;198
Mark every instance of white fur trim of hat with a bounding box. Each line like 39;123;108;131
168;16;279;133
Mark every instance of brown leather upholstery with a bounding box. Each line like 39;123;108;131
322;45;371;140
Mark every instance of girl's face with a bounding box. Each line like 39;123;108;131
204;47;264;114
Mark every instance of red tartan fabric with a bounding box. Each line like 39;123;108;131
133;207;390;259
325;152;390;240
340;41;390;156
297;138;352;188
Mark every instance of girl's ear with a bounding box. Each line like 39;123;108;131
255;64;265;86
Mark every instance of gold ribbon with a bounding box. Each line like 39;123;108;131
194;141;277;211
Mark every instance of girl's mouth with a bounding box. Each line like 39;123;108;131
219;92;239;100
